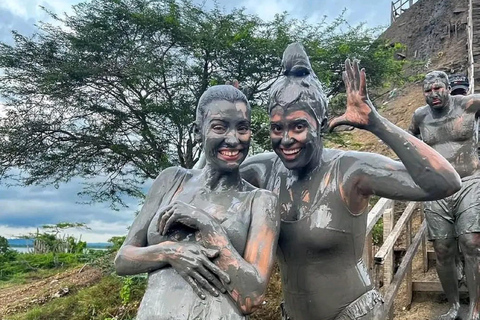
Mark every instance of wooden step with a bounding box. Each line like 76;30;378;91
413;280;468;293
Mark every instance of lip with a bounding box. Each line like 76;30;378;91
218;148;243;162
432;98;442;105
279;147;302;161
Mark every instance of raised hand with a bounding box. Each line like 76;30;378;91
163;242;231;299
329;59;378;131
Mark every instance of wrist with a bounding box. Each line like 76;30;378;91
365;111;385;133
200;223;228;249
155;241;177;262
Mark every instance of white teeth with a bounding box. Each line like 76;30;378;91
283;148;300;155
220;150;239;157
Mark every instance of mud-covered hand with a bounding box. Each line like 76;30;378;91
157;200;217;236
329;59;379;131
164;242;231;299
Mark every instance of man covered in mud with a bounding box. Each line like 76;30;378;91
408;71;480;320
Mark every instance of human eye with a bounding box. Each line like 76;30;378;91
294;123;305;132
270;123;282;134
211;123;226;133
237;124;251;134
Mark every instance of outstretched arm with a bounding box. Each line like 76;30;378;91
159;190;279;314
330;60;461;213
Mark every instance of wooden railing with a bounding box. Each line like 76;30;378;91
391;0;419;23
363;198;427;319
467;0;475;93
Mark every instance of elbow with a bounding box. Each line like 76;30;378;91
439;170;462;198
233;286;266;315
114;249;130;276
448;173;462;195
425;171;462;200
237;294;265;315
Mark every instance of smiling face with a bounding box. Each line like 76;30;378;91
424;72;451;110
202;100;251;172
270;105;320;170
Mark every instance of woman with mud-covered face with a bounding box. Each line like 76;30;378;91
114;85;279;320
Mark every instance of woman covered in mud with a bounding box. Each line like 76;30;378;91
114;85;279;320
195;43;461;320
239;44;461;320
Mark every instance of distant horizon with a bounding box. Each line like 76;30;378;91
7;238;112;248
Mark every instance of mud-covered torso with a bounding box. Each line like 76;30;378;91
139;168;256;320
415;97;480;178
266;149;372;320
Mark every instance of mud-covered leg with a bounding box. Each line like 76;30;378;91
459;233;480;320
434;238;461;320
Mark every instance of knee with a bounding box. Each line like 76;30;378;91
433;240;457;261
459;234;480;257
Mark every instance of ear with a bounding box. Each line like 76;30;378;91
320;117;328;135
193;122;202;144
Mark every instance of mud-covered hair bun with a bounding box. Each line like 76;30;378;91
282;42;312;77
269;42;328;129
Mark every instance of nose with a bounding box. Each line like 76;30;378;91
281;131;294;146
225;130;240;147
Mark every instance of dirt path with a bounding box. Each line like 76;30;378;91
0;265;102;318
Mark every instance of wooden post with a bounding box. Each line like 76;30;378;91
391;1;395;24
406;217;413;308
420;203;429;273
364;233;374;278
383;202;395;287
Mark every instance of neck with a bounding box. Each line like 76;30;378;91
201;163;243;190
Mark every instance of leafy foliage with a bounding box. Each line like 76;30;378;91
0;0;403;205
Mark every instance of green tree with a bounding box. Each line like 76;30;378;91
0;235;9;254
0;0;402;206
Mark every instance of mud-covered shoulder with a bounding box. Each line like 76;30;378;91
240;152;279;188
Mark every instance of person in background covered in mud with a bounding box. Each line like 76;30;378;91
195;42;461;320
409;71;480;320
114;84;280;320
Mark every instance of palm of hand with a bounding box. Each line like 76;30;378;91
329;59;375;130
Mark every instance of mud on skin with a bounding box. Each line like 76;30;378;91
238;43;461;320
114;85;280;320
409;70;480;320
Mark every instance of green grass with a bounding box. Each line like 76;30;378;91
6;275;146;320
0;252;85;282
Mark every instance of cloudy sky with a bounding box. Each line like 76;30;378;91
0;0;395;243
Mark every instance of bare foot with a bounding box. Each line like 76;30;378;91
436;304;460;320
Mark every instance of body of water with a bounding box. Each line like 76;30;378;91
9;247;108;253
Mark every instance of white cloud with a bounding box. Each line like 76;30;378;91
0;0;79;21
241;0;294;21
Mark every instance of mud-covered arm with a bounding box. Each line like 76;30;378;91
407;111;421;138
464;94;480;117
114;167;179;275
330;60;461;214
207;190;279;314
160;191;279;314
